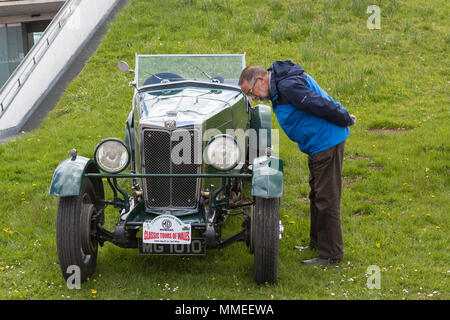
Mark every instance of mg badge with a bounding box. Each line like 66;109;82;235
165;120;176;128
162;219;172;230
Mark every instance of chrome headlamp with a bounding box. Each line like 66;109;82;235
204;134;241;171
94;138;130;173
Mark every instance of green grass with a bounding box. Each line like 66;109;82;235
0;0;449;300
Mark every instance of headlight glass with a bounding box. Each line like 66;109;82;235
204;135;241;171
94;139;130;173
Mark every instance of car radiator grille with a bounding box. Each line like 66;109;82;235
142;127;201;209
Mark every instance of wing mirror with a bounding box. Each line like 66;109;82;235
118;61;134;74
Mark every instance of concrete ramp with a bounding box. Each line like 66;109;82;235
0;0;122;138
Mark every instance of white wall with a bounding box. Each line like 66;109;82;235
0;0;120;137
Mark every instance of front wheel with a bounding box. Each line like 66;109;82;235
56;178;101;283
252;197;280;285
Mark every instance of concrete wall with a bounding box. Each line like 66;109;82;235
0;0;120;138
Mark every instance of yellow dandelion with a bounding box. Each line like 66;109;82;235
270;295;274;300
235;282;239;287
423;228;427;232
283;214;289;218
435;226;440;230
1;267;4;271
431;195;435;198
396;267;401;271
91;289;97;295
32;184;37;187
376;243;381;248
288;221;296;224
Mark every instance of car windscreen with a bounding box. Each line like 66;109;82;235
136;54;245;88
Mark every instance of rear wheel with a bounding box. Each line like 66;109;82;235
56;178;101;282
252;197;280;285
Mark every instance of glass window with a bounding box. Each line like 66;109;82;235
136;54;246;88
0;23;24;88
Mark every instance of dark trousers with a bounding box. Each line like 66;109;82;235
307;141;345;259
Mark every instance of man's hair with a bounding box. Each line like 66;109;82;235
238;66;268;86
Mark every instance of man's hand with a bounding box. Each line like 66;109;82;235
350;114;357;124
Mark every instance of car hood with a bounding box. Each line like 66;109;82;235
137;86;243;127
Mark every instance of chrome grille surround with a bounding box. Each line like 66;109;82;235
141;125;202;210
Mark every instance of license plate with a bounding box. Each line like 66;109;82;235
138;238;205;255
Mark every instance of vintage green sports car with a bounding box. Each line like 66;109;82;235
50;54;284;285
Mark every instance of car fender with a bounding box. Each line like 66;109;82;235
249;104;272;163
49;156;104;197
251;156;283;199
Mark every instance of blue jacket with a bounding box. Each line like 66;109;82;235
268;60;353;156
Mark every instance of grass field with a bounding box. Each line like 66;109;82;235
0;0;448;300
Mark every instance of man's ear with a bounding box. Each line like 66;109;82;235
258;74;269;86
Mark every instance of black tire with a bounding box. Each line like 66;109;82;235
252;197;280;285
249;204;256;254
56;178;99;283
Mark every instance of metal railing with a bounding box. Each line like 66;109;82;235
0;0;81;119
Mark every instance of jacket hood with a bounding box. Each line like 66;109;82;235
268;60;305;100
268;60;304;81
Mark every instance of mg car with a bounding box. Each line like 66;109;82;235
50;54;284;285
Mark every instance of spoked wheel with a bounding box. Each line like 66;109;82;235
56;178;102;283
251;197;280;285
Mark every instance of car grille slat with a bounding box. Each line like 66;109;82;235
142;126;201;209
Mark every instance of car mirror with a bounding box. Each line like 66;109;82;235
118;61;134;73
